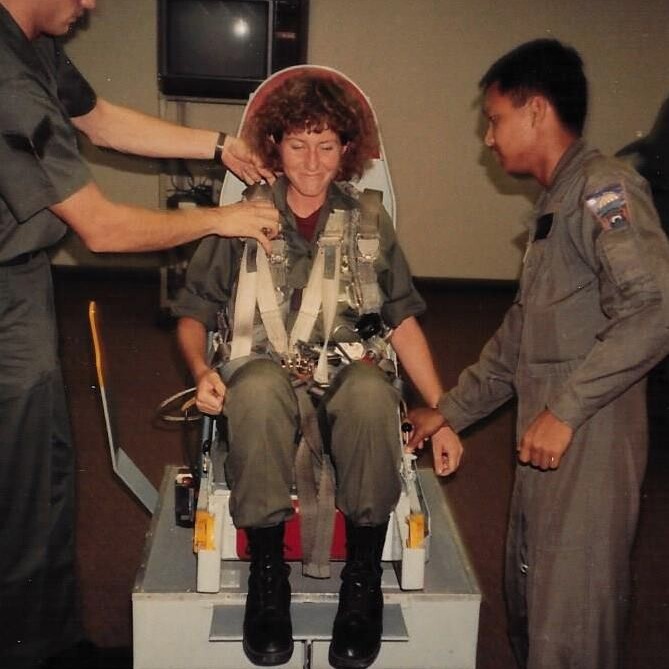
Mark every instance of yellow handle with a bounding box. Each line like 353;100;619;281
88;301;106;391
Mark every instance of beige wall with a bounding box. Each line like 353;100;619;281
55;0;669;278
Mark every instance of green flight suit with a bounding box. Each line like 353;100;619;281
438;140;669;669
172;177;425;528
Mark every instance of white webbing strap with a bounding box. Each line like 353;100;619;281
290;210;346;382
255;249;288;355
231;240;289;359
289;246;325;350
313;242;341;384
230;241;259;360
231;210;346;368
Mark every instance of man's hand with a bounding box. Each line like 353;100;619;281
215;200;279;254
406;407;447;450
518;409;573;470
221;136;276;185
430;425;464;476
195;369;226;415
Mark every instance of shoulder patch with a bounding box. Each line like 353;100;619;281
2;116;53;159
585;183;630;231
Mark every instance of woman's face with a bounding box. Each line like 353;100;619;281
278;127;346;207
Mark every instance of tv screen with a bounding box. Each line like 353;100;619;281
159;0;308;101
166;1;268;80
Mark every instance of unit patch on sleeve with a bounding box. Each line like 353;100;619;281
585;184;630;231
1;116;53;160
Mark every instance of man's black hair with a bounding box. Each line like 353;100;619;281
479;39;588;136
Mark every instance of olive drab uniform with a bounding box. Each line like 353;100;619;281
437;140;669;669
0;6;95;667
172;177;425;536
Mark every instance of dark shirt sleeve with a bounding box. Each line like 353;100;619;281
171;236;242;331
0;73;92;223
376;206;426;327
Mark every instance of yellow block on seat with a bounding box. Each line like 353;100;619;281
407;513;425;548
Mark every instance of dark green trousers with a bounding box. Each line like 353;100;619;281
223;358;402;528
0;254;81;668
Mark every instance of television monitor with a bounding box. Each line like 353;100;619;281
158;0;309;101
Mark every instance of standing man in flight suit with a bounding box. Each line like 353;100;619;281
0;1;278;668
409;39;669;668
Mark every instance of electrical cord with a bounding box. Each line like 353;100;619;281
155;386;202;423
166;161;217;208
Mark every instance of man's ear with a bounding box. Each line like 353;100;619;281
528;95;548;126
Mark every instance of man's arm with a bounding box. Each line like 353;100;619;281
71;97;273;183
407;298;522;456
176;317;226;415
546;174;669;429
438;300;522;427
50;181;278;253
390;316;464;476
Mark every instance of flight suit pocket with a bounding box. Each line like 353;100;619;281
524;358;583;379
598;226;656;291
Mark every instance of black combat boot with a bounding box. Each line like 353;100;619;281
328;518;388;669
243;523;293;666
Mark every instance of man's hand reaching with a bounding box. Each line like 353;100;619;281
213;200;280;254
406;407;463;476
406;407;446;449
220;135;276;185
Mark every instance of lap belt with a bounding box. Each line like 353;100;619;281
293;382;336;578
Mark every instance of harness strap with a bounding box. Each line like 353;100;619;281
232;210;347;367
231;239;288;360
289;242;326;349
255;246;288;354
313;240;341;384
230;241;259;360
293;384;336;578
355;189;383;314
289;209;346;359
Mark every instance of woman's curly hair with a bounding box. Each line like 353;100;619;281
243;74;380;182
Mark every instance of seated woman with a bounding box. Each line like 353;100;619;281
173;70;462;669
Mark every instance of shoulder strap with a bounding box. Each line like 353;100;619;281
353;189;383;314
230;239;288;360
289;210;347;383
